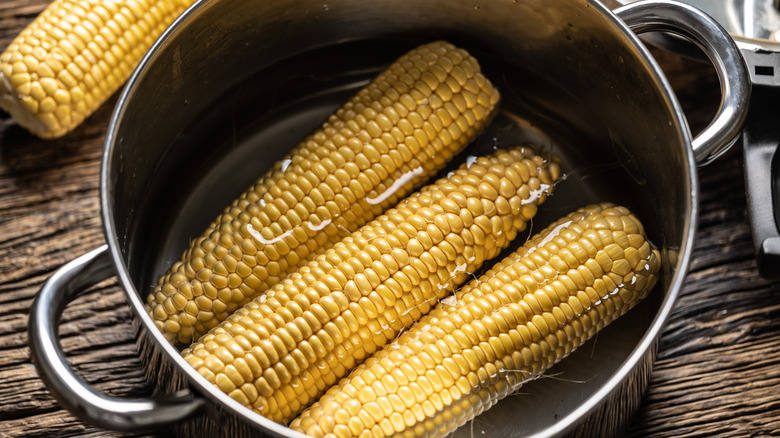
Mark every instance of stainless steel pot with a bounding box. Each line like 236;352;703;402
28;0;750;437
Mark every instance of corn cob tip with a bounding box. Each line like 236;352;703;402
0;0;195;139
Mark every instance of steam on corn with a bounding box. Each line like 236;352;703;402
182;145;562;423
291;203;661;438
147;41;502;344
0;0;195;139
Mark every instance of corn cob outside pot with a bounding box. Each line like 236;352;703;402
291;203;661;438
0;0;195;139
146;41;502;344
182;145;562;424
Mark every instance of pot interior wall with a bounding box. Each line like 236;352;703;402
105;0;690;436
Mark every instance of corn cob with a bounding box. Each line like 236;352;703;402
146;41;502;344
182;145;561;423
0;0;195;139
291;203;661;438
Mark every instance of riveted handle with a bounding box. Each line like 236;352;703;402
616;0;751;165
28;245;206;431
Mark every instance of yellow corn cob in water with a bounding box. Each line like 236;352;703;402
0;0;194;139
147;41;502;344
291;203;661;438
182;145;561;423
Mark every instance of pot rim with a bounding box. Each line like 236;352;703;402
100;0;697;436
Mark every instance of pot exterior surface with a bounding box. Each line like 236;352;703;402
103;0;693;436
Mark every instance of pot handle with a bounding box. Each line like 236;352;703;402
28;245;206;431
615;0;751;166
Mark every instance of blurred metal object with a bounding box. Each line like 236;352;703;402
617;0;780;49
741;49;780;280
683;0;780;44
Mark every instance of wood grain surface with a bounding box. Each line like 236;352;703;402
1;1;778;437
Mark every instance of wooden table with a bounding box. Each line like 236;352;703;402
1;1;779;437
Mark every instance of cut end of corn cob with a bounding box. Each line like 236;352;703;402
181;145;561;424
290;203;661;438
0;0;194;138
147;40;502;345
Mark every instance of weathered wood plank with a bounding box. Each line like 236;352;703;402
624;149;780;436
0;1;48;42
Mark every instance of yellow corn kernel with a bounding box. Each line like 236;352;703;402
182;145;562;423
291;203;661;437
148;41;502;344
0;0;195;139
